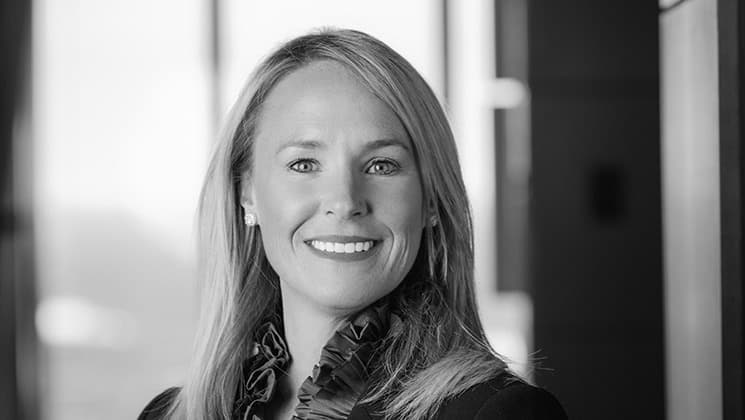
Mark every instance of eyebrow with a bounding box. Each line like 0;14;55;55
275;137;411;155
275;139;325;155
364;138;411;153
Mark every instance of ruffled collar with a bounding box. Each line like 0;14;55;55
233;301;394;420
233;321;291;420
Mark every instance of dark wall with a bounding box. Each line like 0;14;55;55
718;0;745;418
1;0;35;418
528;2;664;419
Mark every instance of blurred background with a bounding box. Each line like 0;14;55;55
1;1;743;419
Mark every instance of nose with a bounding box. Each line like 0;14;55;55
321;170;368;219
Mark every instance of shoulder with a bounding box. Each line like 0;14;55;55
434;375;568;420
137;387;180;420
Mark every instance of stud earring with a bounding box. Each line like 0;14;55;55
429;215;438;227
244;212;257;227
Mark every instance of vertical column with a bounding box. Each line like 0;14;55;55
0;0;35;418
661;1;722;419
718;0;744;418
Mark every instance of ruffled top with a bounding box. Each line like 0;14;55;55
233;301;394;420
233;321;291;419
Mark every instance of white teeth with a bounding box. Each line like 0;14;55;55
310;240;375;253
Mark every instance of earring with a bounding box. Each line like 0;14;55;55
244;212;257;227
429;215;438;227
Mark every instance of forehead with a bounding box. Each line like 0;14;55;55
254;61;410;149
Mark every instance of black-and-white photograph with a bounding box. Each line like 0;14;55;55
1;1;743;419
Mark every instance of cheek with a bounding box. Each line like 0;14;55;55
373;179;424;264
255;171;314;218
254;177;315;254
373;178;424;231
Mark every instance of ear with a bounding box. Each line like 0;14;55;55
240;174;258;220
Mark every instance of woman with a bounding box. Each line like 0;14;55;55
139;29;567;420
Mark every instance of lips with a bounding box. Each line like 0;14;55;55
303;235;381;260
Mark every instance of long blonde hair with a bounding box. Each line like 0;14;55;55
173;28;509;420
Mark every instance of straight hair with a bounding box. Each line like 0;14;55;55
172;28;510;420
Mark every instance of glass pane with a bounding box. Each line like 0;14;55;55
219;0;445;114
32;1;209;418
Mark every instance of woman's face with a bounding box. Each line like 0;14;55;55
243;61;425;315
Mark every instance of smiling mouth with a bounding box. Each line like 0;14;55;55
306;239;378;254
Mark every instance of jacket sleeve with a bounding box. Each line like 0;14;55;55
137;387;180;420
474;383;568;420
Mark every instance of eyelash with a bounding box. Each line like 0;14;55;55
366;158;400;175
288;159;319;173
287;158;400;175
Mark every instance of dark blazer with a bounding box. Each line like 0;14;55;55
138;376;567;420
349;375;567;420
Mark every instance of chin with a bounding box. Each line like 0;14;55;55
306;280;398;314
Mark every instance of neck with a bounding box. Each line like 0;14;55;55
280;286;348;402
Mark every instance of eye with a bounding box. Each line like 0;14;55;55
288;159;319;173
366;159;400;175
